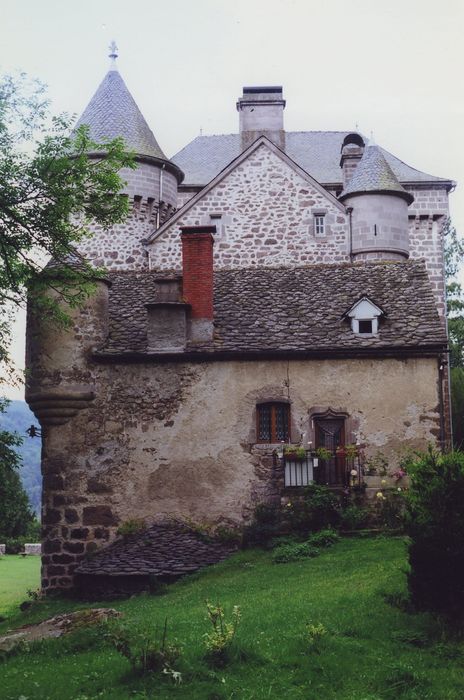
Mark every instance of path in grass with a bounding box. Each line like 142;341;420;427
1;537;464;699
0;555;41;615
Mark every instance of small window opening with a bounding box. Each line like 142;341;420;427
358;320;373;334
257;402;290;443
210;213;223;235
314;215;325;236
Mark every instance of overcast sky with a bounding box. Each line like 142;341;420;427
1;0;463;400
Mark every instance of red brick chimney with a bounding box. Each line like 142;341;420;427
180;225;215;342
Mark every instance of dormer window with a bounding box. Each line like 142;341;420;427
344;297;384;336
358;320;373;334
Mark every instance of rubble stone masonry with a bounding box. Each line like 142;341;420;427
35;353;440;592
149;145;349;270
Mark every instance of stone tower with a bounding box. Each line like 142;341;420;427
74;46;183;270
339;142;414;261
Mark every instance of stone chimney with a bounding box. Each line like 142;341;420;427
237;86;286;151
340;133;365;189
180;225;215;342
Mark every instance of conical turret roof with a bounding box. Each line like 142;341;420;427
339;142;414;204
76;67;167;161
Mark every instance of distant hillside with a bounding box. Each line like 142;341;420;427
1;400;41;516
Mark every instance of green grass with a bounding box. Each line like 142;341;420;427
1;538;464;699
0;555;41;615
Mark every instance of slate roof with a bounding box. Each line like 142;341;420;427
172;132;450;187
95;261;446;358
75;69;168;160
75;523;235;577
340;144;414;203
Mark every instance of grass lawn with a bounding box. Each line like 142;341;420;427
0;555;41;615
1;537;464;699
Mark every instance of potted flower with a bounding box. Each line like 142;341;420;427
315;447;333;461
283;445;307;461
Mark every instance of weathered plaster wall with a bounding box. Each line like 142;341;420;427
34;351;440;592
149;144;349;270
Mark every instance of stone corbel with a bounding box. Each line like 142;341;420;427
26;386;95;427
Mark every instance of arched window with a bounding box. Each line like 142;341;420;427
256;402;290;443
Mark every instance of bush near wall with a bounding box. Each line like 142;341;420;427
404;449;464;619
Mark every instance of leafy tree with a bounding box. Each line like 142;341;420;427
0;73;134;532
0;397;35;538
405;448;464;620
444;219;464;447
0;72;134;380
451;367;464;449
444;218;464;368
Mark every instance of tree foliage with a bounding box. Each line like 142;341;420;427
444;218;464;368
0;398;35;538
444;219;464;447
405;448;464;620
0;73;134;533
0;73;134;378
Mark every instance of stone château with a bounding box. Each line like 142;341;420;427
26;51;455;593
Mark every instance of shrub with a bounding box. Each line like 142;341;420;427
304;622;328;652
272;542;320;563
4;519;42;553
243;503;281;547
214;525;242;545
203;601;241;664
117;518;146;537
404;449;464;618
376;489;406;530
283;485;340;534
4;536;29;554
339;504;370;531
307;528;340;547
109;617;181;676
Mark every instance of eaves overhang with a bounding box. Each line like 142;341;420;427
93;344;447;364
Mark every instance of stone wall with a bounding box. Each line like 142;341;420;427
149;144;349;270
76;160;178;271
406;185;450;319
34;351;440;592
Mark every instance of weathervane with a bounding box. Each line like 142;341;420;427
109;40;118;68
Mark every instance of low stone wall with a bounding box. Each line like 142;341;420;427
24;543;41;556
0;544;5;556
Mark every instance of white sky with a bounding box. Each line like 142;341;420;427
1;0;463;400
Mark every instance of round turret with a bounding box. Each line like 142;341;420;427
74;46;184;269
339;142;414;261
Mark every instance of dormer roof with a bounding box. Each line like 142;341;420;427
75;67;168;161
344;296;385;319
339;143;414;204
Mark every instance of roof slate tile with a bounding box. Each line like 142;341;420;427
97;261;446;357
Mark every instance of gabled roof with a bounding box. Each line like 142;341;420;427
339;143;414;204
171;132;453;188
147;136;345;245
344;296;385;319
94;260;446;358
75;68;167;160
